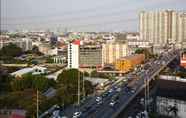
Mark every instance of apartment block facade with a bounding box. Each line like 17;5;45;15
102;43;128;65
139;10;186;47
79;45;102;68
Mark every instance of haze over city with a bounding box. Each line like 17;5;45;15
1;0;186;31
0;0;186;118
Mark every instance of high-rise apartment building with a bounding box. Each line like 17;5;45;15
102;43;128;65
139;10;186;47
67;40;80;69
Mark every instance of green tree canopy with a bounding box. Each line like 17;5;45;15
31;45;43;55
0;43;23;58
57;69;93;105
135;48;156;60
90;70;110;79
11;74;56;92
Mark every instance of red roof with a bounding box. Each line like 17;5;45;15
72;40;80;45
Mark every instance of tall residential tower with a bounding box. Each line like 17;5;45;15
139;10;186;48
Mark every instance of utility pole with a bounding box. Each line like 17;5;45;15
37;89;39;118
144;77;147;112
78;70;80;107
83;72;85;98
144;75;150;112
147;78;150;112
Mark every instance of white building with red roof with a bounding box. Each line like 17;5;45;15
67;40;80;69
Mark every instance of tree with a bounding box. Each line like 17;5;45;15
83;71;89;77
0;73;57;118
57;69;94;105
46;57;54;63
32;45;43;55
90;70;110;79
135;48;155;60
0;67;12;93
135;48;144;54
0;43;23;58
11;74;56;92
0;90;46;118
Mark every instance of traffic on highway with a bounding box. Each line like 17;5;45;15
40;50;179;118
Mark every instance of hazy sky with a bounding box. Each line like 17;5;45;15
1;0;186;32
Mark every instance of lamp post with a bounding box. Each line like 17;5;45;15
37;89;39;118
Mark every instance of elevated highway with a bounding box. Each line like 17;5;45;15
40;49;180;118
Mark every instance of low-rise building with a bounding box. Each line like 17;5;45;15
180;52;186;68
115;54;145;72
126;33;140;40
11;66;47;77
38;43;58;56
127;39;151;55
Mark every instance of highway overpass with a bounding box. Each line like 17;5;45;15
40;49;181;118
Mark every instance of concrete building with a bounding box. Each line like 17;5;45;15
79;45;102;68
53;56;66;64
139;10;186;48
180;52;186;68
126;33;140;40
102;34;115;40
38;43;58;56
127;39;152;55
157;96;186;118
0;38;32;51
67;40;80;69
102;43;128;65
114;54;145;72
11;66;47;77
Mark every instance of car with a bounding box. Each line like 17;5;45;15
122;79;127;82
72;112;82;118
97;100;103;105
52;110;60;116
108;89;113;93
114;86;118;89
109;100;117;107
61;116;68;118
96;96;102;102
130;89;136;93
116;87;121;92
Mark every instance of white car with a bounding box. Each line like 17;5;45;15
96;97;102;102
52;110;60;116
108;89;113;93
72;112;82;118
109;100;116;107
116;88;121;92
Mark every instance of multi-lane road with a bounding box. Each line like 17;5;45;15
42;49;179;118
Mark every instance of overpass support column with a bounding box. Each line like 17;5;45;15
144;77;150;112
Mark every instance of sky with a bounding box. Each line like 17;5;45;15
1;0;186;32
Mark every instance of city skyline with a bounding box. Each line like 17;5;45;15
1;0;186;32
